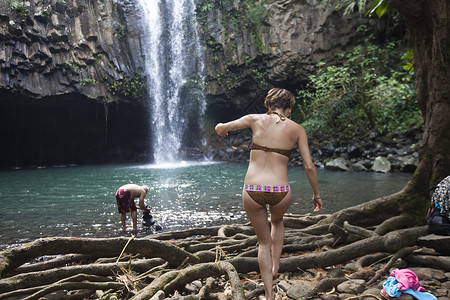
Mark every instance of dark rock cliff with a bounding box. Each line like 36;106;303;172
0;0;144;101
0;0;149;167
201;0;382;121
0;0;380;168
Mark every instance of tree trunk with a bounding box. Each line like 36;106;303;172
387;0;450;214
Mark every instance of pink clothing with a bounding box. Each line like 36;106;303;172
390;269;426;292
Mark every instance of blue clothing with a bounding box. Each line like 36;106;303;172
383;276;437;300
402;289;437;300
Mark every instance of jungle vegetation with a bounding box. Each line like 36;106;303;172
294;35;422;137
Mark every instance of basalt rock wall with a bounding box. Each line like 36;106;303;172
0;0;150;167
201;0;382;121
0;0;381;168
0;0;144;101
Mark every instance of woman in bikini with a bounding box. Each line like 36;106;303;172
215;88;322;300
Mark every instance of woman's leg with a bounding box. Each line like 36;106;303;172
243;192;274;300
269;190;292;277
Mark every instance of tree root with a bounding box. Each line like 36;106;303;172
404;254;450;271
0;237;198;278
0;274;123;300
217;224;254;237
23;281;125;300
3;254;97;277
183;236;258;254
245;285;265;299
132;262;245;300
0;193;441;300
354;253;391;271
150;226;222;240
366;246;419;286
283;214;331;229
198;276;216;299
131;270;179;300
374;214;414;235
318;194;401;227
279;226;427;273
0;258;165;293
343;221;378;239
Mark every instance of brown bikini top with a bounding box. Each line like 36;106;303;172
251;143;292;158
267;111;286;123
250;111;291;158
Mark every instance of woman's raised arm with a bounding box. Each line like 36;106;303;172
215;114;255;136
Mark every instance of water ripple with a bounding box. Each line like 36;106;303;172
0;163;410;249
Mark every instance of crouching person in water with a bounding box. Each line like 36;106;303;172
115;184;152;231
215;88;322;300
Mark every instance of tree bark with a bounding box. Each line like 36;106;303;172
366;246;419;285
132;262;245;300
228;226;428;273
0;258;165;293
0;208;442;299
0;237;199;277
317;194;401;227
150;226;222;240
404;254;450;271
387;0;450;213
24;281;125;300
3;254;97;277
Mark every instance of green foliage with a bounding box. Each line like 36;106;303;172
320;0;388;17
198;0;269;55
185;72;206;90
365;0;388;18
296;38;422;135
201;2;214;12
7;0;30;19
95;53;105;63
64;61;81;74
106;73;147;100
214;59;268;95
197;0;270;94
242;0;268;33
79;78;97;86
401;49;414;72
40;7;52;19
115;25;126;41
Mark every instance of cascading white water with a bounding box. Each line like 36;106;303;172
137;0;205;164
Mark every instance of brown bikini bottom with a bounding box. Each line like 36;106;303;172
245;190;289;206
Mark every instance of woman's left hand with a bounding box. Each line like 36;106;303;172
313;196;322;212
215;123;228;136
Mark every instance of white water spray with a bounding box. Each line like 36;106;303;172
137;0;205;164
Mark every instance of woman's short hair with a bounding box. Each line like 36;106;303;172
264;88;295;110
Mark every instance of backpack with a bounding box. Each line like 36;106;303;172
427;176;450;236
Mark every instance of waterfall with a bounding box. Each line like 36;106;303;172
137;0;205;164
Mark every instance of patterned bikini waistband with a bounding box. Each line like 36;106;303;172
244;184;290;193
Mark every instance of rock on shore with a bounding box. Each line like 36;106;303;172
208;127;422;173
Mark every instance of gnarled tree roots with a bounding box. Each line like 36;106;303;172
0;195;445;299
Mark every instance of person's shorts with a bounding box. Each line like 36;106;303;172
115;189;137;213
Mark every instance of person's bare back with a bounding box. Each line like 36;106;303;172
115;184;151;231
119;184;147;202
